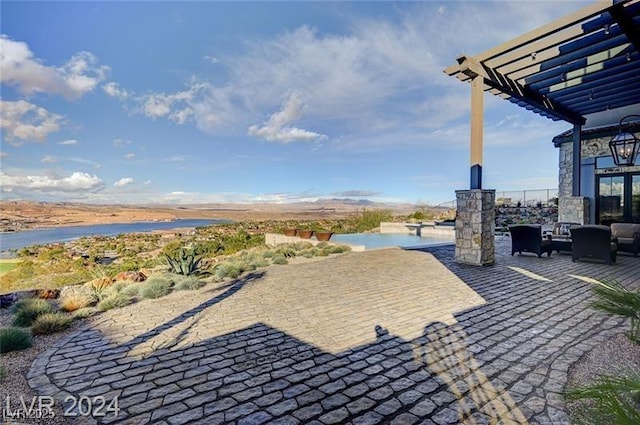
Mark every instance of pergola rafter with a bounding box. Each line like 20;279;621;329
444;0;640;191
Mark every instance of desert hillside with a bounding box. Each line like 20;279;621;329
0;200;418;231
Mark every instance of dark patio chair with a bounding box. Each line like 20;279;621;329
509;224;552;257
570;225;618;264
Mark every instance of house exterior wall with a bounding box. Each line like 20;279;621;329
558;135;611;198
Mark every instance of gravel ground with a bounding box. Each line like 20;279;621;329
0;309;84;425
565;332;640;423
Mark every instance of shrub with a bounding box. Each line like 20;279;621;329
0;327;32;353
174;275;206;291
98;293;133;311
0;364;5;381
349;209;393;233
12;298;54;327
72;307;98;319
215;262;244;280
31;313;72;335
59;285;97;312
271;255;288;265
120;283;141;298
165;247;204;276
139;276;173;299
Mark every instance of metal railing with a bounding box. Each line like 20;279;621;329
436;188;558;209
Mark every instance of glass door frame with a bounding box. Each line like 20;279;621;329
596;172;640;224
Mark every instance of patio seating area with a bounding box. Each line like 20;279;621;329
27;238;640;424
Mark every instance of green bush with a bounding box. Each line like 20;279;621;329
119;283;141;298
349;209;393;233
31;313;72;335
72;307;98;319
215;262;244;280
98;293;133;311
139;276;173;299
271;255;288;265
12;298;54;327
174;275;206;291
0;327;32;353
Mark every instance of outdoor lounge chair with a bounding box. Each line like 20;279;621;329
509;224;552;257
610;223;640;257
570;225;617;264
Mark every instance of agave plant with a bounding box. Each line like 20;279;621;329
164;247;204;276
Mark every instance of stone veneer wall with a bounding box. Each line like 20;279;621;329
558;135;611;197
455;189;495;266
558;196;590;224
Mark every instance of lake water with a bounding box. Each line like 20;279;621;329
0;219;229;252
331;233;454;250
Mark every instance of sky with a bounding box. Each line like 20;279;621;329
0;1;592;206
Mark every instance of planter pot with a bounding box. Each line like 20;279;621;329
298;230;314;239
315;231;333;242
283;228;298;237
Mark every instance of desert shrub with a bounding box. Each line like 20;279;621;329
98;293;133;311
276;246;296;258
59;285;97;312
119;283;141;298
329;245;351;254
12;298;54;327
72;307;99;319
215;262;244;280
139;276;173;299
0;327;32;353
262;250;275;258
249;257;270;268
271;255;288;265
108;281;129;293
174;275;206;291
31;313;72;335
349;209;393;233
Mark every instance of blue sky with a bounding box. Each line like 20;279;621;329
1;1;590;205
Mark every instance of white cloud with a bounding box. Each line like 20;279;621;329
114;177;134;187
0;152;8;158
41;156;57;163
0;35;109;99
144;180;152;185
58;139;77;145
0;100;64;144
248;92;325;143
125;153;135;160
0;171;104;192
102;82;129;100
113;138;132;147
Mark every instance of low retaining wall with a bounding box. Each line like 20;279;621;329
379;222;455;237
264;233;366;252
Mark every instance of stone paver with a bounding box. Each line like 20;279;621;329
28;239;640;424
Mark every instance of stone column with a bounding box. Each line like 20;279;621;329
455;189;495;266
558;196;590;224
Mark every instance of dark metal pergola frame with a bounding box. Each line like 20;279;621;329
444;0;640;194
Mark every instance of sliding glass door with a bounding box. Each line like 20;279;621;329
597;173;640;224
